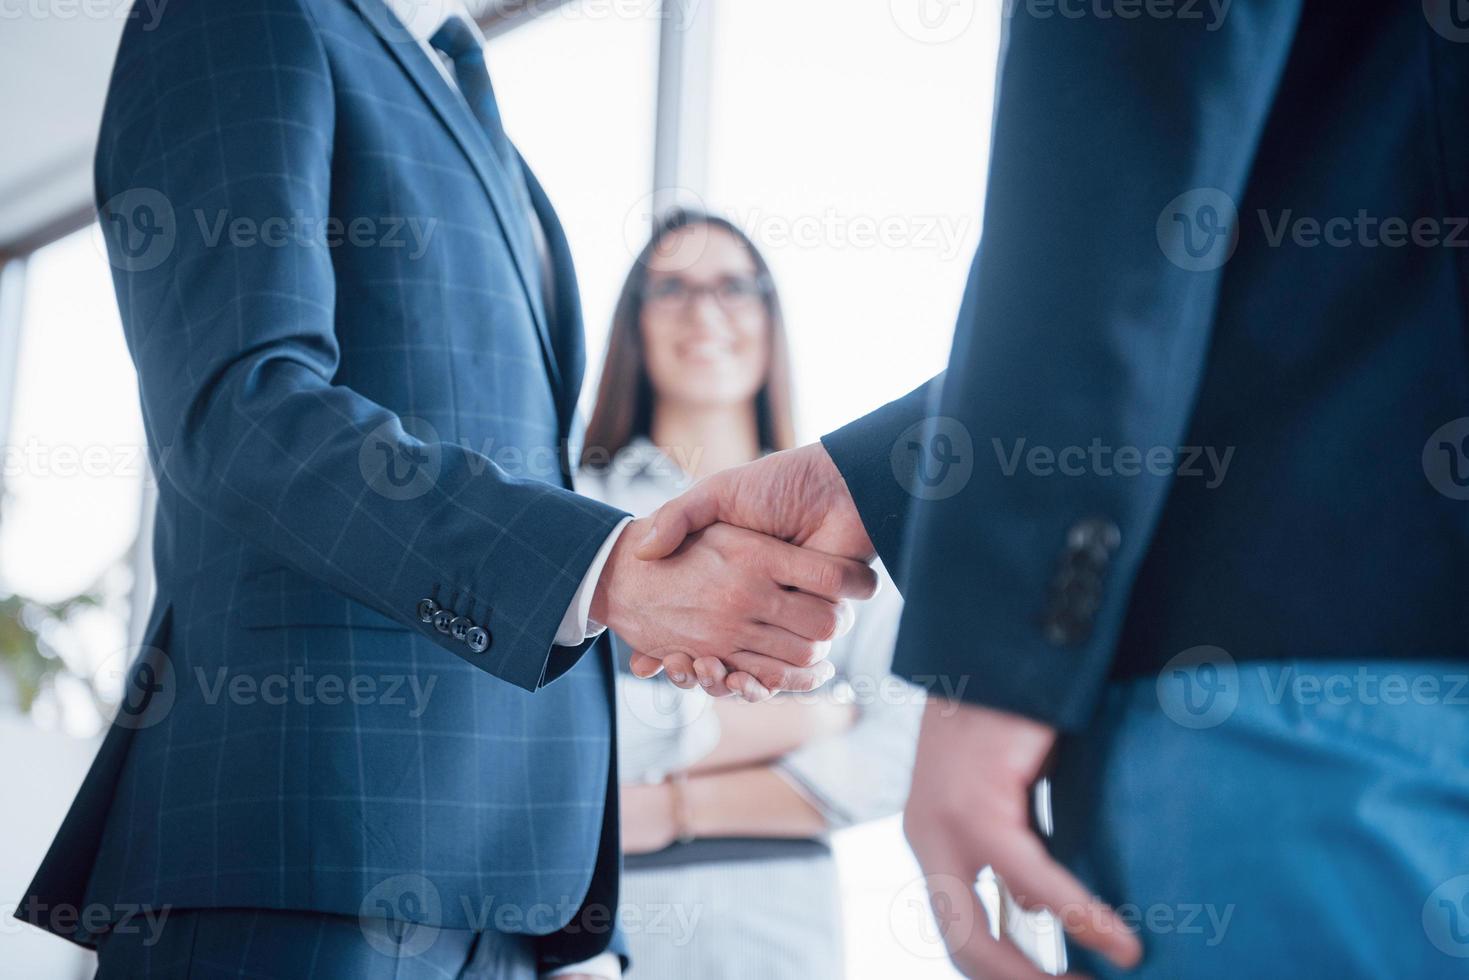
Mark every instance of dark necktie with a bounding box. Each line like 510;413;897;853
429;17;541;272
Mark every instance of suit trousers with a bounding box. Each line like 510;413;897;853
1051;658;1469;978
93;907;537;979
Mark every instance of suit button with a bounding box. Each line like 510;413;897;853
1058;548;1107;579
432;608;454;634
465;626;491;654
1054;565;1103;597
1067;518;1121;554
1042;611;1089;647
416;598;440;623
449;616;473;642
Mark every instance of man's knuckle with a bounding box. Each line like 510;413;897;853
786;669;817;693
813;561;843;596
815;605;841;641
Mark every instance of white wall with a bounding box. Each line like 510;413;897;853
0;3;127;246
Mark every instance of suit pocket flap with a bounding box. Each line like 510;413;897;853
235;586;410;632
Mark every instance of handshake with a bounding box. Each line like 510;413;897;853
589;442;874;701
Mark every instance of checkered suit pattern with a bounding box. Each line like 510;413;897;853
94;907;537;979
20;0;628;965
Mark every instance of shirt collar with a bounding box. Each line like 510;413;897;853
379;0;478;46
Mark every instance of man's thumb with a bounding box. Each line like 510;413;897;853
634;484;721;560
634;508;681;560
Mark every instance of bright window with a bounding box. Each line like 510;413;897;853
0;226;146;732
704;2;999;440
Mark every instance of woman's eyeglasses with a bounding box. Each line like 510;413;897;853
642;275;771;312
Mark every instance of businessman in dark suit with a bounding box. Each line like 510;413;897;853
637;2;1469;976
14;0;875;976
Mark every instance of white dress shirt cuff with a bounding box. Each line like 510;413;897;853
553;516;634;647
545;951;622;979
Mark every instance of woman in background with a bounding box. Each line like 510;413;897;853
578;209;923;979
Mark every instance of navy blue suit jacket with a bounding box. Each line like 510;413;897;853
20;0;629;966
825;1;1469;729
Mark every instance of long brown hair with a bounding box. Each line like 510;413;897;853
581;208;796;469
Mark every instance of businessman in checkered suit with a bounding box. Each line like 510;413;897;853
14;0;876;976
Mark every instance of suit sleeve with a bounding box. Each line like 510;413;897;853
821;379;936;588
824;1;1305;729
95;0;625;691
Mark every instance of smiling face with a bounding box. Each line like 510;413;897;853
638;224;773;411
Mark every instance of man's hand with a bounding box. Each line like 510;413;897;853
904;699;1142;978
592;517;876;699
635;441;874;562
627;442;875;694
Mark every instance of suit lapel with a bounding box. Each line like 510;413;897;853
344;0;562;395
520;155;585;432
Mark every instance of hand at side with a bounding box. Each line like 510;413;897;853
904;699;1143;978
